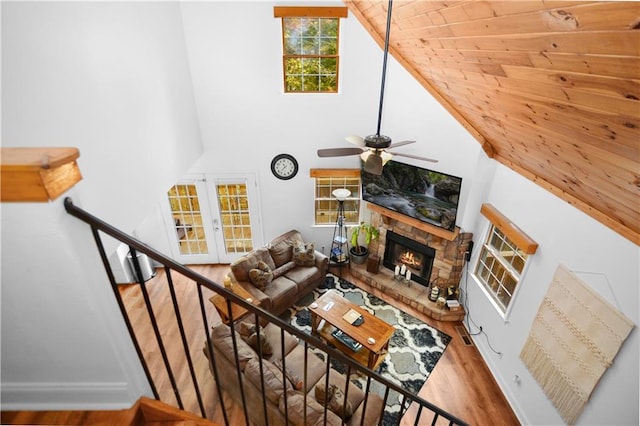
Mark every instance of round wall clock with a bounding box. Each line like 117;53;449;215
271;154;299;180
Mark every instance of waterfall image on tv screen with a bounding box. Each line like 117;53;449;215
361;160;462;232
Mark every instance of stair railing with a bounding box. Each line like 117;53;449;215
64;197;468;426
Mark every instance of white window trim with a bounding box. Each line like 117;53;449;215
470;260;532;321
310;168;361;228
470;215;535;320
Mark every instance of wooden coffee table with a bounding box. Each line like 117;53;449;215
309;290;395;370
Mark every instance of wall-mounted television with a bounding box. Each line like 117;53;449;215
361;160;462;232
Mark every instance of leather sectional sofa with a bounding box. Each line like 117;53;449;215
229;229;329;315
205;321;384;426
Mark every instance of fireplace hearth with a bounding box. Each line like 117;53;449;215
383;231;435;287
349;204;471;321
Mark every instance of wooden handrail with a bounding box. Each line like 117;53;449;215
1;147;82;202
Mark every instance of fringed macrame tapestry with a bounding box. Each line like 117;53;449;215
520;264;634;425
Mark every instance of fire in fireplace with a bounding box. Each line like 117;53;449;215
383;231;435;287
399;250;423;269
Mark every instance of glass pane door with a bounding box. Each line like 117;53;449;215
168;184;209;256
207;173;262;264
216;182;253;254
163;178;217;264
163;173;262;265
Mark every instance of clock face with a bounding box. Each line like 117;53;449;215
271;154;299;180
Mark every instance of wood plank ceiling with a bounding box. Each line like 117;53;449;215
345;0;640;245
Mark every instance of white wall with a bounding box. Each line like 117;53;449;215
464;160;639;425
1;2;202;409
179;1;481;248
4;1;636;422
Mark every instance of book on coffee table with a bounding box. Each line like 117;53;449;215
342;308;363;325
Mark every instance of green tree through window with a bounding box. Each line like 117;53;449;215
275;7;347;93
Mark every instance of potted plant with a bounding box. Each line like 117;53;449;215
349;221;379;264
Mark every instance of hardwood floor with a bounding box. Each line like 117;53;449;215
353;271;519;426
2;264;519;426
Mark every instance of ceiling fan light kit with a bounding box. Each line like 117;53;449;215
316;0;438;175
360;149;392;175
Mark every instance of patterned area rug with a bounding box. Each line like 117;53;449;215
283;274;451;425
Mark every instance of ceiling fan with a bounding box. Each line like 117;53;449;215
317;0;438;175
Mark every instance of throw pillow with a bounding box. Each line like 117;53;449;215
239;322;273;356
293;241;315;267
273;359;303;390
268;237;294;267
248;260;273;290
314;383;353;420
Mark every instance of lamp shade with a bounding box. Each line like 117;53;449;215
332;188;351;201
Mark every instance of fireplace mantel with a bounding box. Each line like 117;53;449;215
363;202;473;320
367;203;460;241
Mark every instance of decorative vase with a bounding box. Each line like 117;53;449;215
349;246;369;264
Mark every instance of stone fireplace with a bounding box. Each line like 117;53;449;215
350;203;473;321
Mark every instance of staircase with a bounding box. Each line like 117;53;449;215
1;397;220;425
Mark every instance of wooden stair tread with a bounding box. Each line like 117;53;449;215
0;397;220;426
137;397;218;425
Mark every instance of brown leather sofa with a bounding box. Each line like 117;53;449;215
229;230;329;315
205;321;384;426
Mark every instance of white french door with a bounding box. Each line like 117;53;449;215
205;173;263;264
163;173;262;265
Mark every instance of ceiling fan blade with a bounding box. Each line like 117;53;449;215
389;151;439;163
388;140;415;149
317;147;364;157
363;153;384;175
345;135;365;147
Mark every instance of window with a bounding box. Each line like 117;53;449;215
274;7;348;93
474;204;538;316
310;169;360;226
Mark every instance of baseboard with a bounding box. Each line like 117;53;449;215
1;381;139;411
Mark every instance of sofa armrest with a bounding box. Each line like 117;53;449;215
235;280;272;312
314;250;329;272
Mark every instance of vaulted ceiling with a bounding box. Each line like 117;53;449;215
345;0;640;245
